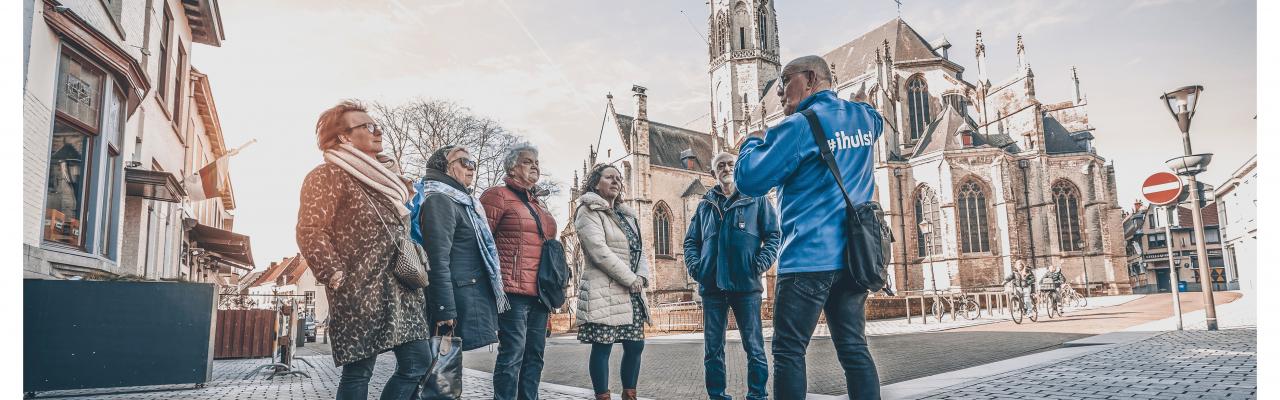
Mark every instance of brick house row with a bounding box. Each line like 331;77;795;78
23;0;253;285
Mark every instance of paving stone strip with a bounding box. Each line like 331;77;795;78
912;328;1257;400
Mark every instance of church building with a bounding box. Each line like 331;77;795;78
562;1;1131;305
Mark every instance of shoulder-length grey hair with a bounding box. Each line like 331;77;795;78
501;142;539;175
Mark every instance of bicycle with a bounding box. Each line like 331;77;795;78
952;293;981;320
1058;284;1087;308
1033;289;1060;319
1008;289;1036;324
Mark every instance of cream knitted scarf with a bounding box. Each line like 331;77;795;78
324;143;411;217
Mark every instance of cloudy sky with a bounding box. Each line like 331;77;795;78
192;0;1256;268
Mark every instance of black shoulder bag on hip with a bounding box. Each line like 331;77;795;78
800;109;895;295
509;187;571;309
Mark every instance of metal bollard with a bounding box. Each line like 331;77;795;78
905;296;912;324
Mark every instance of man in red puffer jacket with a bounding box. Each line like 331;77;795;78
480;143;558;400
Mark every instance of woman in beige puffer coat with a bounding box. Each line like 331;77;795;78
573;164;652;400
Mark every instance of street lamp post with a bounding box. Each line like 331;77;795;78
919;220;937;294
1160;85;1218;331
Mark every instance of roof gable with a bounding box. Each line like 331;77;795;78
825;18;942;83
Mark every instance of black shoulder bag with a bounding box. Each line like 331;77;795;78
509;187;571;309
800;109;895;295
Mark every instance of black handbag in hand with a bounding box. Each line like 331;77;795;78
801;109;895;295
419;325;463;400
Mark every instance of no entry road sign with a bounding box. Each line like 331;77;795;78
1142;172;1183;205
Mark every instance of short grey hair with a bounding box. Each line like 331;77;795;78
501;142;539;174
711;152;735;170
783;55;833;86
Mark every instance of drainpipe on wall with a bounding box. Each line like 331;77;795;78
1018;159;1037;268
895;168;910;292
143;202;153;280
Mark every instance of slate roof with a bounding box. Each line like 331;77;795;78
825;18;944;81
681;179;708;198
763;18;945;117
615;114;716;171
1043;114;1090;154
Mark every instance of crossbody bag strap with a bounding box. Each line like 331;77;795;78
356;182;404;248
508;186;547;241
801;109;856;211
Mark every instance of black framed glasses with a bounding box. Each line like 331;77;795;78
451;158;477;171
347;122;380;134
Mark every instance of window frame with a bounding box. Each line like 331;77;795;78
956;179;991;253
156;7;172;107
653;202;673;257
43;45;125;257
914;185;942;258
1052;180;1085;252
906;75;931;142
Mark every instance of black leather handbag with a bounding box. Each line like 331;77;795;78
419;325;463;400
801;109;895;294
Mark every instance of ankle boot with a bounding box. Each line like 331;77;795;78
622;388;637;400
594;391;612;400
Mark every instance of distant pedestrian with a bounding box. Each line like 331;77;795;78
684;152;781;400
574;163;652;400
735;55;885;400
419;145;507;352
296;100;431;400
481;143;558;400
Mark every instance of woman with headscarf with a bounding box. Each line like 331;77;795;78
573;163;652;400
418;145;507;353
296;100;430;400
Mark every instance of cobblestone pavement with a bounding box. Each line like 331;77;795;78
33;353;609;399
913;328;1257;399
650;295;1145;342
466;330;1093;398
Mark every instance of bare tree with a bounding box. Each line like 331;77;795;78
370;98;522;194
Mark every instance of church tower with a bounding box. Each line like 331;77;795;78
708;0;781;150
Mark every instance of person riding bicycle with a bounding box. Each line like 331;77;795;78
1003;261;1035;312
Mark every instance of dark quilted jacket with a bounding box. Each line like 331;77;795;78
479;178;558;297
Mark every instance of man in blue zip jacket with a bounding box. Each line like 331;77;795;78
735;55;884;400
684;151;781;400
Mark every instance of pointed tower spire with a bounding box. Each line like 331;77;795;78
975;29;988;85
1016;33;1027;72
1024;64;1036;97
1071;66;1083;104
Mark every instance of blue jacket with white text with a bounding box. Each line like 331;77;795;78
734;90;883;275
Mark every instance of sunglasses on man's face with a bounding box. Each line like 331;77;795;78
451;158;477;171
347;122;381;134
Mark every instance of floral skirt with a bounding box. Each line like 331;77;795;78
577;293;646;344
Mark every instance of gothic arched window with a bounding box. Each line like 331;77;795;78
943;93;969;119
1052;180;1084;251
907;76;931;142
914;185;942;257
956;180;991;253
758;11;768;49
654;202;672;256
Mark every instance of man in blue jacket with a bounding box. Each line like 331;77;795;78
735;55;884;400
684;151;781;400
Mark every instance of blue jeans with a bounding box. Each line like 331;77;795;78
494;294;550;400
702;291;768;400
772;270;880;400
337;339;432;400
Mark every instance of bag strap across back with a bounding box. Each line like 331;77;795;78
800;109;856;212
508;186;547;241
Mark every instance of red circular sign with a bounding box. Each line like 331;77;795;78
1142;172;1183;205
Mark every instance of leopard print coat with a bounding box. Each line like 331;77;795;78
296;163;429;366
